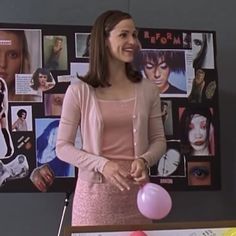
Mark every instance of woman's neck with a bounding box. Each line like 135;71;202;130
108;60;128;85
192;146;209;156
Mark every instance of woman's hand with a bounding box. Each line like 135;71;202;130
130;158;149;185
102;161;131;191
30;164;55;192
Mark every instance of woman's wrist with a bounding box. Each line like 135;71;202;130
137;157;150;173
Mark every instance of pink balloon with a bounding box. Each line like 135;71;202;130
137;183;172;220
129;231;147;236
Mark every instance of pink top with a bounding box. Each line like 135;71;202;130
98;98;135;160
56;79;166;183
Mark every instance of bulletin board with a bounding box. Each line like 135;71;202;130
0;23;220;192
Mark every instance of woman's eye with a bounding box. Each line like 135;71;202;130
7;51;19;59
159;63;168;70
189;123;194;130
145;63;154;69
193;39;202;46
200;121;207;129
190;167;209;179
120;33;127;38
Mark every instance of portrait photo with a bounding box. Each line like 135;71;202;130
0;29;42;101
43;35;68;71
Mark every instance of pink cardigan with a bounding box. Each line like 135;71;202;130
56;79;166;183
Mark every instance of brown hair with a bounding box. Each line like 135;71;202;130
78;10;142;87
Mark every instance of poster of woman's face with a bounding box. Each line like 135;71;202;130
0;29;42;102
179;107;215;156
191;32;215;69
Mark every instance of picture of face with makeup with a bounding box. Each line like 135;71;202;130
136;50;186;94
188;161;211;186
179;107;214;156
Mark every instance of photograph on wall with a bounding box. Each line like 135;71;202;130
0;28;42;102
75;32;91;58
134;49;187;97
43;35;68;71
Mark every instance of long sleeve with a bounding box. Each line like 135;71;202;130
138;83;167;167
56;84;109;174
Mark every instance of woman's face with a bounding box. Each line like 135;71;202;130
143;56;170;92
191;33;204;61
106;19;139;64
195;70;205;84
38;73;48;87
0;31;23;89
188;114;208;151
20;112;27;120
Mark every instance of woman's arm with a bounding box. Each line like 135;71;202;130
12;119;19;131
56;84;109;174
140;87;167;167
1;91;8;115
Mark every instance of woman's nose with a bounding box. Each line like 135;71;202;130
154;67;161;78
194;128;202;138
128;35;137;45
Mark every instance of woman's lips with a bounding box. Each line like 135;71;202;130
193;140;205;146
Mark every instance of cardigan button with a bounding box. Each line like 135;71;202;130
98;174;103;183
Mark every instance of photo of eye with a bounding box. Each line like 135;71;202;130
187;161;211;186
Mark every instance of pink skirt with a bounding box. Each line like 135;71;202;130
72;160;151;226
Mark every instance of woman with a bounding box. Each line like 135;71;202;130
179;107;214;156
137;50;186;94
0;78;13;158
191;32;214;69
12;108;28;131
0;30;31;101
36;119;72;177
45;36;63;70
56;10;166;226
30;68;55;92
188;69;206;103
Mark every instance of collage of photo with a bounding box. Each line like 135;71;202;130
0;24;219;192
